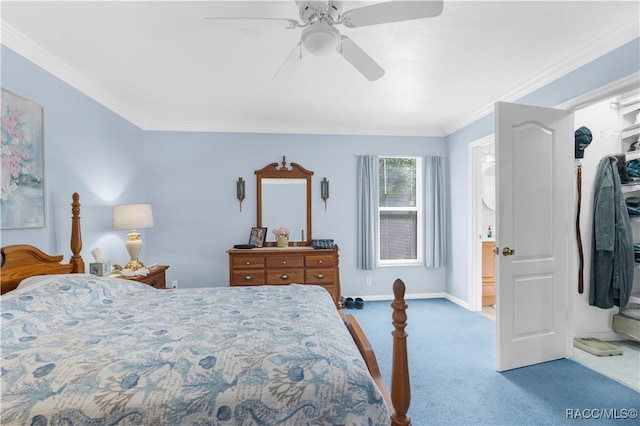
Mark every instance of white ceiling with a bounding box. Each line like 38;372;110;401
1;1;639;137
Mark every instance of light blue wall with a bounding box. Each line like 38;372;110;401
0;46;145;263
1;44;448;298
142;131;447;297
445;38;640;301
2;37;638;301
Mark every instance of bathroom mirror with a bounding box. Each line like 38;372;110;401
482;164;496;211
256;157;313;245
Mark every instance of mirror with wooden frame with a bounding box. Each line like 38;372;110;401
256;156;313;246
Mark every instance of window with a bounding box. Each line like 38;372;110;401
378;156;423;265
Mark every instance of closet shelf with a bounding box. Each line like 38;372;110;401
620;92;640;113
622;123;640;141
621;183;640;193
625;151;640;161
621;101;640;116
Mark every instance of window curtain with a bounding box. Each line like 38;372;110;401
357;155;379;270
425;156;446;268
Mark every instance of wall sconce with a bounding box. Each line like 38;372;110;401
236;177;245;212
321;177;329;211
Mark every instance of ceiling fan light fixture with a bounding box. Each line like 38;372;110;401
301;21;339;56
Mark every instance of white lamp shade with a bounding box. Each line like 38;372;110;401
113;204;154;230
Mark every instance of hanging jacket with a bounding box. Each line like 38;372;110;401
590;156;634;309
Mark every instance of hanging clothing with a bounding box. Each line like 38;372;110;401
590;155;634;309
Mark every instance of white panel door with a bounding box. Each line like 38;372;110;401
495;101;573;372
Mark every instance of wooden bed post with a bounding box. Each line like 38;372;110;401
70;192;84;273
391;279;411;426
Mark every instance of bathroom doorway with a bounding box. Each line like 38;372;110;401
470;135;496;315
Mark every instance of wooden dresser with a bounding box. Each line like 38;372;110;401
482;242;496;306
227;246;340;308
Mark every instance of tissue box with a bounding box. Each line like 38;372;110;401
90;262;111;277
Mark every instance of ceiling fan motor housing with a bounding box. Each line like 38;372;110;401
296;1;344;24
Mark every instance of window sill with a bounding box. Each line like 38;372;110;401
379;261;424;267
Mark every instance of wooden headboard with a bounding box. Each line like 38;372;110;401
1;193;85;294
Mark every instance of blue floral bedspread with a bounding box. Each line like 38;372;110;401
1;275;390;425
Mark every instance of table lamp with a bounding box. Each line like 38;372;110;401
112;203;154;270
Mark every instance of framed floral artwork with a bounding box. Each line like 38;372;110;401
1;89;45;229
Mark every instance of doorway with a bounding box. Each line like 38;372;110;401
470;135;496;314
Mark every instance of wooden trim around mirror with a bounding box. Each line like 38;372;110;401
256;156;313;245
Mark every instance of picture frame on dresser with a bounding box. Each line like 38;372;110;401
249;227;267;247
0;89;45;229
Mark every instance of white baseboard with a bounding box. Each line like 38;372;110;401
361;294;626;342
361;293;473;311
444;293;472;310
362;292;447;302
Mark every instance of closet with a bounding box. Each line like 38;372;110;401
620;90;640;306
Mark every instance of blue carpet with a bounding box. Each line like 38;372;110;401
350;298;639;425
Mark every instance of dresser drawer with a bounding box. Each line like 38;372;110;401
232;255;265;269
231;270;265;285
305;268;335;284
265;269;304;285
266;255;304;268
306;254;334;267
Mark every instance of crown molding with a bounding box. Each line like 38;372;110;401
556;72;640;112
1;21;146;129
1;19;445;137
444;18;640;136
142;118;446;138
3;15;637;138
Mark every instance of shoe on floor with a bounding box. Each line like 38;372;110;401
355;297;364;309
345;297;355;309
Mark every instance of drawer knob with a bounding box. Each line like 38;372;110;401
150;279;157;287
246;261;251;265
283;260;287;264
316;274;324;279
244;275;253;281
318;260;323;264
280;274;289;280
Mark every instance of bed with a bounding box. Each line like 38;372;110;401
1;193;411;426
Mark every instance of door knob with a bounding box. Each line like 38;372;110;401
502;247;515;256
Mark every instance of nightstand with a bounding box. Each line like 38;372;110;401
120;265;169;289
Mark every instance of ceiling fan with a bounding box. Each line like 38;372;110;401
201;1;444;81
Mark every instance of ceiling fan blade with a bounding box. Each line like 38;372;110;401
272;43;303;81
336;36;385;81
342;0;444;28
201;17;301;31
